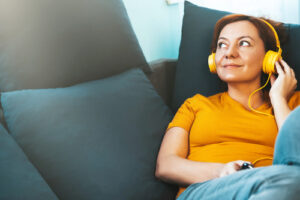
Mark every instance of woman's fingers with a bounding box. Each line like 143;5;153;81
270;59;297;101
291;69;295;77
219;160;250;178
235;160;245;168
275;61;284;75
278;59;297;85
279;59;292;75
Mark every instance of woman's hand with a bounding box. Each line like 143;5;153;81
219;160;251;178
269;59;297;129
269;59;297;102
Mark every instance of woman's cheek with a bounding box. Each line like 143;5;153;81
215;54;222;68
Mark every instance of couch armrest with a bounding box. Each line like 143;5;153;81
147;59;177;109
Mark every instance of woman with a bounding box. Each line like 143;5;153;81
155;14;300;199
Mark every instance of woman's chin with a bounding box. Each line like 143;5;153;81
218;75;242;83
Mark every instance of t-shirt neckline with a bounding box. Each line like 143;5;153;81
223;92;270;112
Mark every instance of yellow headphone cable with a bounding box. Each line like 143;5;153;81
247;19;282;118
247;73;274;117
252;156;273;166
245;20;277;167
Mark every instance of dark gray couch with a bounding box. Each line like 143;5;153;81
1;1;299;200
0;0;178;199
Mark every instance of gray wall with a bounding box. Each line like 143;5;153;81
123;0;182;62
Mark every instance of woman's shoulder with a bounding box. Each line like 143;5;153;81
291;91;300;97
186;92;225;105
288;91;300;110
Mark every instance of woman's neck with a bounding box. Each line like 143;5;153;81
227;82;266;110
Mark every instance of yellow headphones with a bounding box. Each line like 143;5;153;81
208;18;282;74
208;18;282;117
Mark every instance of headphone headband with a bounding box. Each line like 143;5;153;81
208;16;283;75
259;19;282;54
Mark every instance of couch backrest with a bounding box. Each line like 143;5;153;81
171;1;300;111
0;0;149;92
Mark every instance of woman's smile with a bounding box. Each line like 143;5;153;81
223;64;242;69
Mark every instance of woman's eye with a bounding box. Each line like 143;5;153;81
240;41;250;46
217;42;226;48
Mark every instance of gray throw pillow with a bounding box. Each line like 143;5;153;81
172;1;300;112
0;124;58;200
0;0;149;92
1;68;177;200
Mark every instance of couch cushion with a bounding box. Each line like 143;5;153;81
0;0;149;92
282;24;300;82
0;124;58;200
171;1;300;112
1;68;177;200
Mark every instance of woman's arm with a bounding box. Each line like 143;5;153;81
155;127;228;187
270;97;291;130
270;59;297;130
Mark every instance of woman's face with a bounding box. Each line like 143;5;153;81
215;20;266;84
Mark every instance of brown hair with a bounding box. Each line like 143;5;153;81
211;14;288;99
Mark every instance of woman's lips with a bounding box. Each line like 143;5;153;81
223;64;242;69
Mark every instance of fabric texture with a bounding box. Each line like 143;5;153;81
178;165;300;200
168;91;300;196
178;106;300;200
1;68;177;200
0;124;58;200
0;0;149;92
171;1;300;112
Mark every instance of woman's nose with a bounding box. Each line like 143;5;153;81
225;45;238;59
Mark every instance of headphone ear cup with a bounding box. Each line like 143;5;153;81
263;50;281;74
208;53;217;73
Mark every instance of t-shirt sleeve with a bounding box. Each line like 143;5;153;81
288;91;300;110
167;96;197;132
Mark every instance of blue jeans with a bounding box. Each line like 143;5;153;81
178;106;300;200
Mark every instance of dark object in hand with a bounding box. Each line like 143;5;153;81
240;162;254;170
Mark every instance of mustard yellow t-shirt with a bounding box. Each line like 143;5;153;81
168;91;300;197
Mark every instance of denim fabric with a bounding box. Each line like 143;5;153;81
178;106;300;200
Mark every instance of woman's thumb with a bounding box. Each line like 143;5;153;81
234;160;245;170
270;74;276;85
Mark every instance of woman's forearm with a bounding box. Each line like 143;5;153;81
271;96;291;130
155;155;224;187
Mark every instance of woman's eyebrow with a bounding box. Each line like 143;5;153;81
218;36;255;41
238;36;255;41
